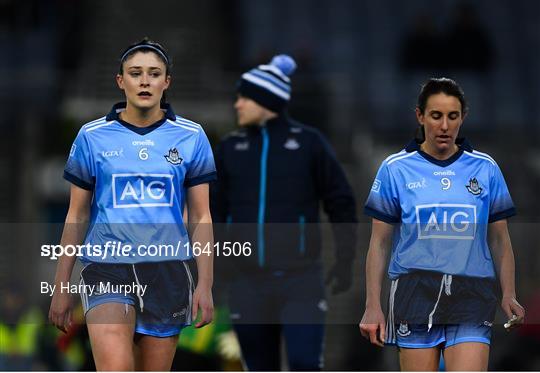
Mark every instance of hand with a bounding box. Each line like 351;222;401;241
49;291;73;333
501;295;525;331
192;283;214;328
359;306;386;347
325;261;353;295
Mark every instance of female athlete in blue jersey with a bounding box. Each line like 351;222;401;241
359;78;525;370
48;39;216;371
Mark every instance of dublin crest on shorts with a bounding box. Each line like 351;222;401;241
397;321;411;337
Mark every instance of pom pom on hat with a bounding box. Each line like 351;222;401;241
270;54;297;77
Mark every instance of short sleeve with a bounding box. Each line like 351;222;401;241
364;161;401;223
488;163;516;222
184;129;217;188
63;129;95;190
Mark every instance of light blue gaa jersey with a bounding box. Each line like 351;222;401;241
364;139;515;279
64;102;216;264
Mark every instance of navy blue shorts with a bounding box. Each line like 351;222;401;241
385;271;498;348
79;259;196;337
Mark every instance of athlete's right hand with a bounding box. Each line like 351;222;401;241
49;291;73;333
359;306;386;347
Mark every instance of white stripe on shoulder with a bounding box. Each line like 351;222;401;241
387;151;418;165
85;120;114;132
175;116;202;129
472;150;496;163
464;151;496;165
167;119;199;133
384;149;407;163
83;116;107;128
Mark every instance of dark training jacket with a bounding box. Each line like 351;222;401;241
210;114;357;274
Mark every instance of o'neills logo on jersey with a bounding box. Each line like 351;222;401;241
415;203;476;240
112;173;174;208
132;140;155;146
433;170;455;176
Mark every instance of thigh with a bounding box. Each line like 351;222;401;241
86;302;136;371
233;324;281;371
134;260;194;336
386;272;442;345
399;347;441;371
80;263;137;316
134;334;179;371
444;323;492;348
443;342;489;371
282;324;324;370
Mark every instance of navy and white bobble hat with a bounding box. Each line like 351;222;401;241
237;54;297;113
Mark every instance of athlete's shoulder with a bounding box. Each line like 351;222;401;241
168;115;204;134
80;116;116;134
462;148;498;166
381;139;422;167
383;148;418;167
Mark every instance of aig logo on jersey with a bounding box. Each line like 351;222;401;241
112;174;174;208
415;204;476;240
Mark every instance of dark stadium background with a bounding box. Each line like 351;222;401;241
1;0;539;370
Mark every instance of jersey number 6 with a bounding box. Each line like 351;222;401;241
139;148;149;161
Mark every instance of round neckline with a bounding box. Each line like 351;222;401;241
417;147;464;167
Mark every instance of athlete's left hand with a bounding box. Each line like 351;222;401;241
326;260;353;295
501;295;525;330
192;284;214;328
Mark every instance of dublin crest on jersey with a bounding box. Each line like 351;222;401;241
165;148;183;165
466;177;482;195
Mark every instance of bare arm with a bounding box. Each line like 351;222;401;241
187;183;214;327
488;219;525;327
49;184;92;332
359;218;394;346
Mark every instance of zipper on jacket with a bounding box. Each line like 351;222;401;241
299;215;305;254
258;127;269;267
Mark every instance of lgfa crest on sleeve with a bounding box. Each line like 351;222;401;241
466;177;482;195
165;148;183;165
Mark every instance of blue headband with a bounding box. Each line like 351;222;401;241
120;44;169;65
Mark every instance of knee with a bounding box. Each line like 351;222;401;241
95;354;135;371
